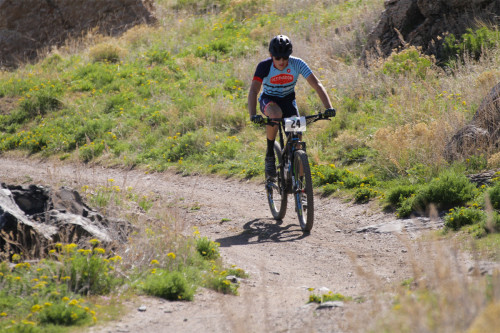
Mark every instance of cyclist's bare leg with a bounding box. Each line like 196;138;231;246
264;102;282;140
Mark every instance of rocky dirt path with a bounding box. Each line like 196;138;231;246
0;156;444;332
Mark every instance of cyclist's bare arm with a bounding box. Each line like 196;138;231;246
248;80;262;117
306;73;332;110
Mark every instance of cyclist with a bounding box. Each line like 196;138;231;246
248;35;335;180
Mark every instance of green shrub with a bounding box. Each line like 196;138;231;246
0;245;106;330
462;222;487;238
196;237;220;260
386;184;418;207
143;270;195;301
382;46;434;79
444;27;500;61
10;89;62;125
78;141;105;162
71;63;117;91
165;131;211;162
38;299;92;326
313;165;374;189
444;207;485;230
396;196;416;219
205;274;238;295
195;40;231;58
104;92;135;114
55;242;122;295
412;171;477;213
144;48;172;65
465;155;488;172
206;136;241;163
486;183;500;210
354;187;376;203
341;147;374;165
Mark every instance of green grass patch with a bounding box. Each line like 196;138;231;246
308;288;351;304
142;270;196;301
443;26;500;62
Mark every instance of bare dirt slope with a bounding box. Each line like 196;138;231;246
0;156;445;332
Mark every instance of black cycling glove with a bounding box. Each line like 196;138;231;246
251;115;264;124
324;108;336;118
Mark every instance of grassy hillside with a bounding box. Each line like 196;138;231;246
2;0;500;221
0;0;383;173
1;0;500;225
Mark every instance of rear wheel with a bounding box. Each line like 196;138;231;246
293;150;314;232
266;142;287;220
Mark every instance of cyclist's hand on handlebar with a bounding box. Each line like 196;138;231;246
251;114;264;124
324;108;336;118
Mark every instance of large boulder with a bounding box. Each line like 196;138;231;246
361;0;500;63
445;82;500;161
0;186;57;258
0;184;132;257
0;0;156;68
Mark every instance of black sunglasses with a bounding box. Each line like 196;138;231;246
274;56;289;61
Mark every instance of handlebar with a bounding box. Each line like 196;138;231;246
264;110;335;126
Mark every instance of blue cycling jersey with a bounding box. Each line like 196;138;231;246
252;56;312;101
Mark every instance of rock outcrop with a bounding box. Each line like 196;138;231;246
362;0;500;63
0;0;156;68
0;184;132;257
445;82;500;161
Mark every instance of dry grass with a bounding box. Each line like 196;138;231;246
344;234;500;333
371;121;451;176
117;208;187;272
488;152;500;168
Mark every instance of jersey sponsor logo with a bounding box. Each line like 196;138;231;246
270;74;294;85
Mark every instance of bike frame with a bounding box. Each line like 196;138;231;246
264;111;332;231
268;113;325;193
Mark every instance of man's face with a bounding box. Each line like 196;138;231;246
272;56;289;71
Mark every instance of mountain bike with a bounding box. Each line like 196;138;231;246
264;110;334;232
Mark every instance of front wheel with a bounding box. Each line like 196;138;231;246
293;150;314;232
266;141;287;220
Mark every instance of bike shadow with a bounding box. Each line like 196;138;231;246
215;218;309;248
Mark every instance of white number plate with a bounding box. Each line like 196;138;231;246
284;116;306;132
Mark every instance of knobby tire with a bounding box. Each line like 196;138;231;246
293;150;314;232
266;141;288;220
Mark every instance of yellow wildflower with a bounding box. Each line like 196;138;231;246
31;304;43;313
94;247;106;255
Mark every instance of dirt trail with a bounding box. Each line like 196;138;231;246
0;156;444;332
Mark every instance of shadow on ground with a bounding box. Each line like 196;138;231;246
216;218;309;247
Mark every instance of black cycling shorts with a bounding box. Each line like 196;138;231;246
259;95;299;118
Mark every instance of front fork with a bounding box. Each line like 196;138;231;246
287;140;306;195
